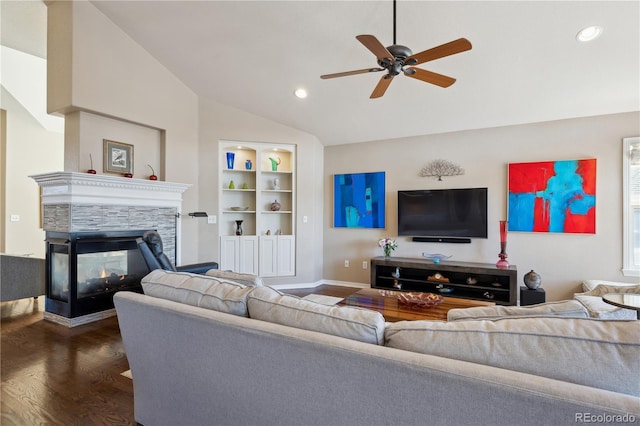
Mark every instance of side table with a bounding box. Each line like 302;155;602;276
520;286;545;306
602;293;640;319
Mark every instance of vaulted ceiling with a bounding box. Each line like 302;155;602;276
4;1;639;146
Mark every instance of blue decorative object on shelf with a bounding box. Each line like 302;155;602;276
245;159;252;170
226;152;235;169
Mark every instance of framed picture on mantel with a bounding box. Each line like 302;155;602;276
103;139;134;175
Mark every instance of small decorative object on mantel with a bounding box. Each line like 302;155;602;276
419;159;465;181
270;200;281;211
268;156;281;171
496;220;509;268
147;164;158;180
378;237;397;258
123;173;133;178
87;154;96;174
523;270;541;290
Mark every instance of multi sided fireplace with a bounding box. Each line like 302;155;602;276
45;230;152;319
31;172;191;326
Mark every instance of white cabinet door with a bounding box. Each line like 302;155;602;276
259;236;278;277
259;235;295;277
276;235;295;276
220;236;239;271
238;236;258;274
220;236;258;274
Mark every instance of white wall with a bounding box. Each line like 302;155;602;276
46;1;200;264
324;112;640;301
198;97;324;285
0;87;64;257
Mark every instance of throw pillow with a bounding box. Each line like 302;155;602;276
447;300;588;321
141;269;255;317
582;279;638;292
385;317;640;397
574;284;640;319
247;286;385;345
205;269;264;287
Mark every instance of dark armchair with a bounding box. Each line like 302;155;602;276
137;230;218;274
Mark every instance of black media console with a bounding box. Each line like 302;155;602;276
370;257;517;305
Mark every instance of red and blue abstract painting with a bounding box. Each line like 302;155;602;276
334;171;386;228
508;159;596;234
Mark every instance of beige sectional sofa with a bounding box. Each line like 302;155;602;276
114;270;640;426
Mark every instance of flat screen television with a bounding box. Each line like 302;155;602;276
397;188;488;238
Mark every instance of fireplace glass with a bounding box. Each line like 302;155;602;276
46;230;151;318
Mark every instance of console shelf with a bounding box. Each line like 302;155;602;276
371;257;517;305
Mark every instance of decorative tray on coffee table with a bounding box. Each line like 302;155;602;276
379;290;444;308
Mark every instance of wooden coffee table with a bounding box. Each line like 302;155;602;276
339;288;495;322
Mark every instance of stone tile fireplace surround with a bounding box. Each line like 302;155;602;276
31;172;190;326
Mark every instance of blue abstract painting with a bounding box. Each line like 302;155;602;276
334;172;386;228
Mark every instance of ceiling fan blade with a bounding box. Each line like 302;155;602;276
320;67;384;79
356;35;394;63
370;75;394;99
406;38;472;66
405;67;456;88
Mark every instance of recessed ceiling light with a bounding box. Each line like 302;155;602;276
576;26;603;42
294;88;308;99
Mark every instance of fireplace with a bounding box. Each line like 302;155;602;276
45;230;151;319
31;172;191;326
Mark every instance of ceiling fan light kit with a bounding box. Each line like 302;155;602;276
320;0;472;98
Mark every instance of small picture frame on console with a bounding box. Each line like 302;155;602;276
103;139;134;175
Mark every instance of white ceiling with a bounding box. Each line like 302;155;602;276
5;1;640;146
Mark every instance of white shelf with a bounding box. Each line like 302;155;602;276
219;141;296;277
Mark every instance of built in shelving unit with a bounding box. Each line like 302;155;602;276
371;257;517;305
219;141;295;277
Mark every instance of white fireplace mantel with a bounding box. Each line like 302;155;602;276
30;171;191;207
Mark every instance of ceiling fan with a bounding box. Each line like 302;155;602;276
320;0;472;99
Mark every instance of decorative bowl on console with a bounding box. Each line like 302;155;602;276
397;292;444;308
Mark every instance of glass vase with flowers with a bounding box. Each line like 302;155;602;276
378;238;398;258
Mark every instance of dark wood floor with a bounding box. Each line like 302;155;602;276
0;285;358;425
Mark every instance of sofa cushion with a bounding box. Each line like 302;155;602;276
141;269;254;317
247;286;385;345
574;284;640;319
582;279;638;292
204;269;264;287
385;317;640;396
447;300;589;321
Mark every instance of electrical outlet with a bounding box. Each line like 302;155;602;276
362;261;368;269
10;214;20;222
344;260;350;267
207;215;216;224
